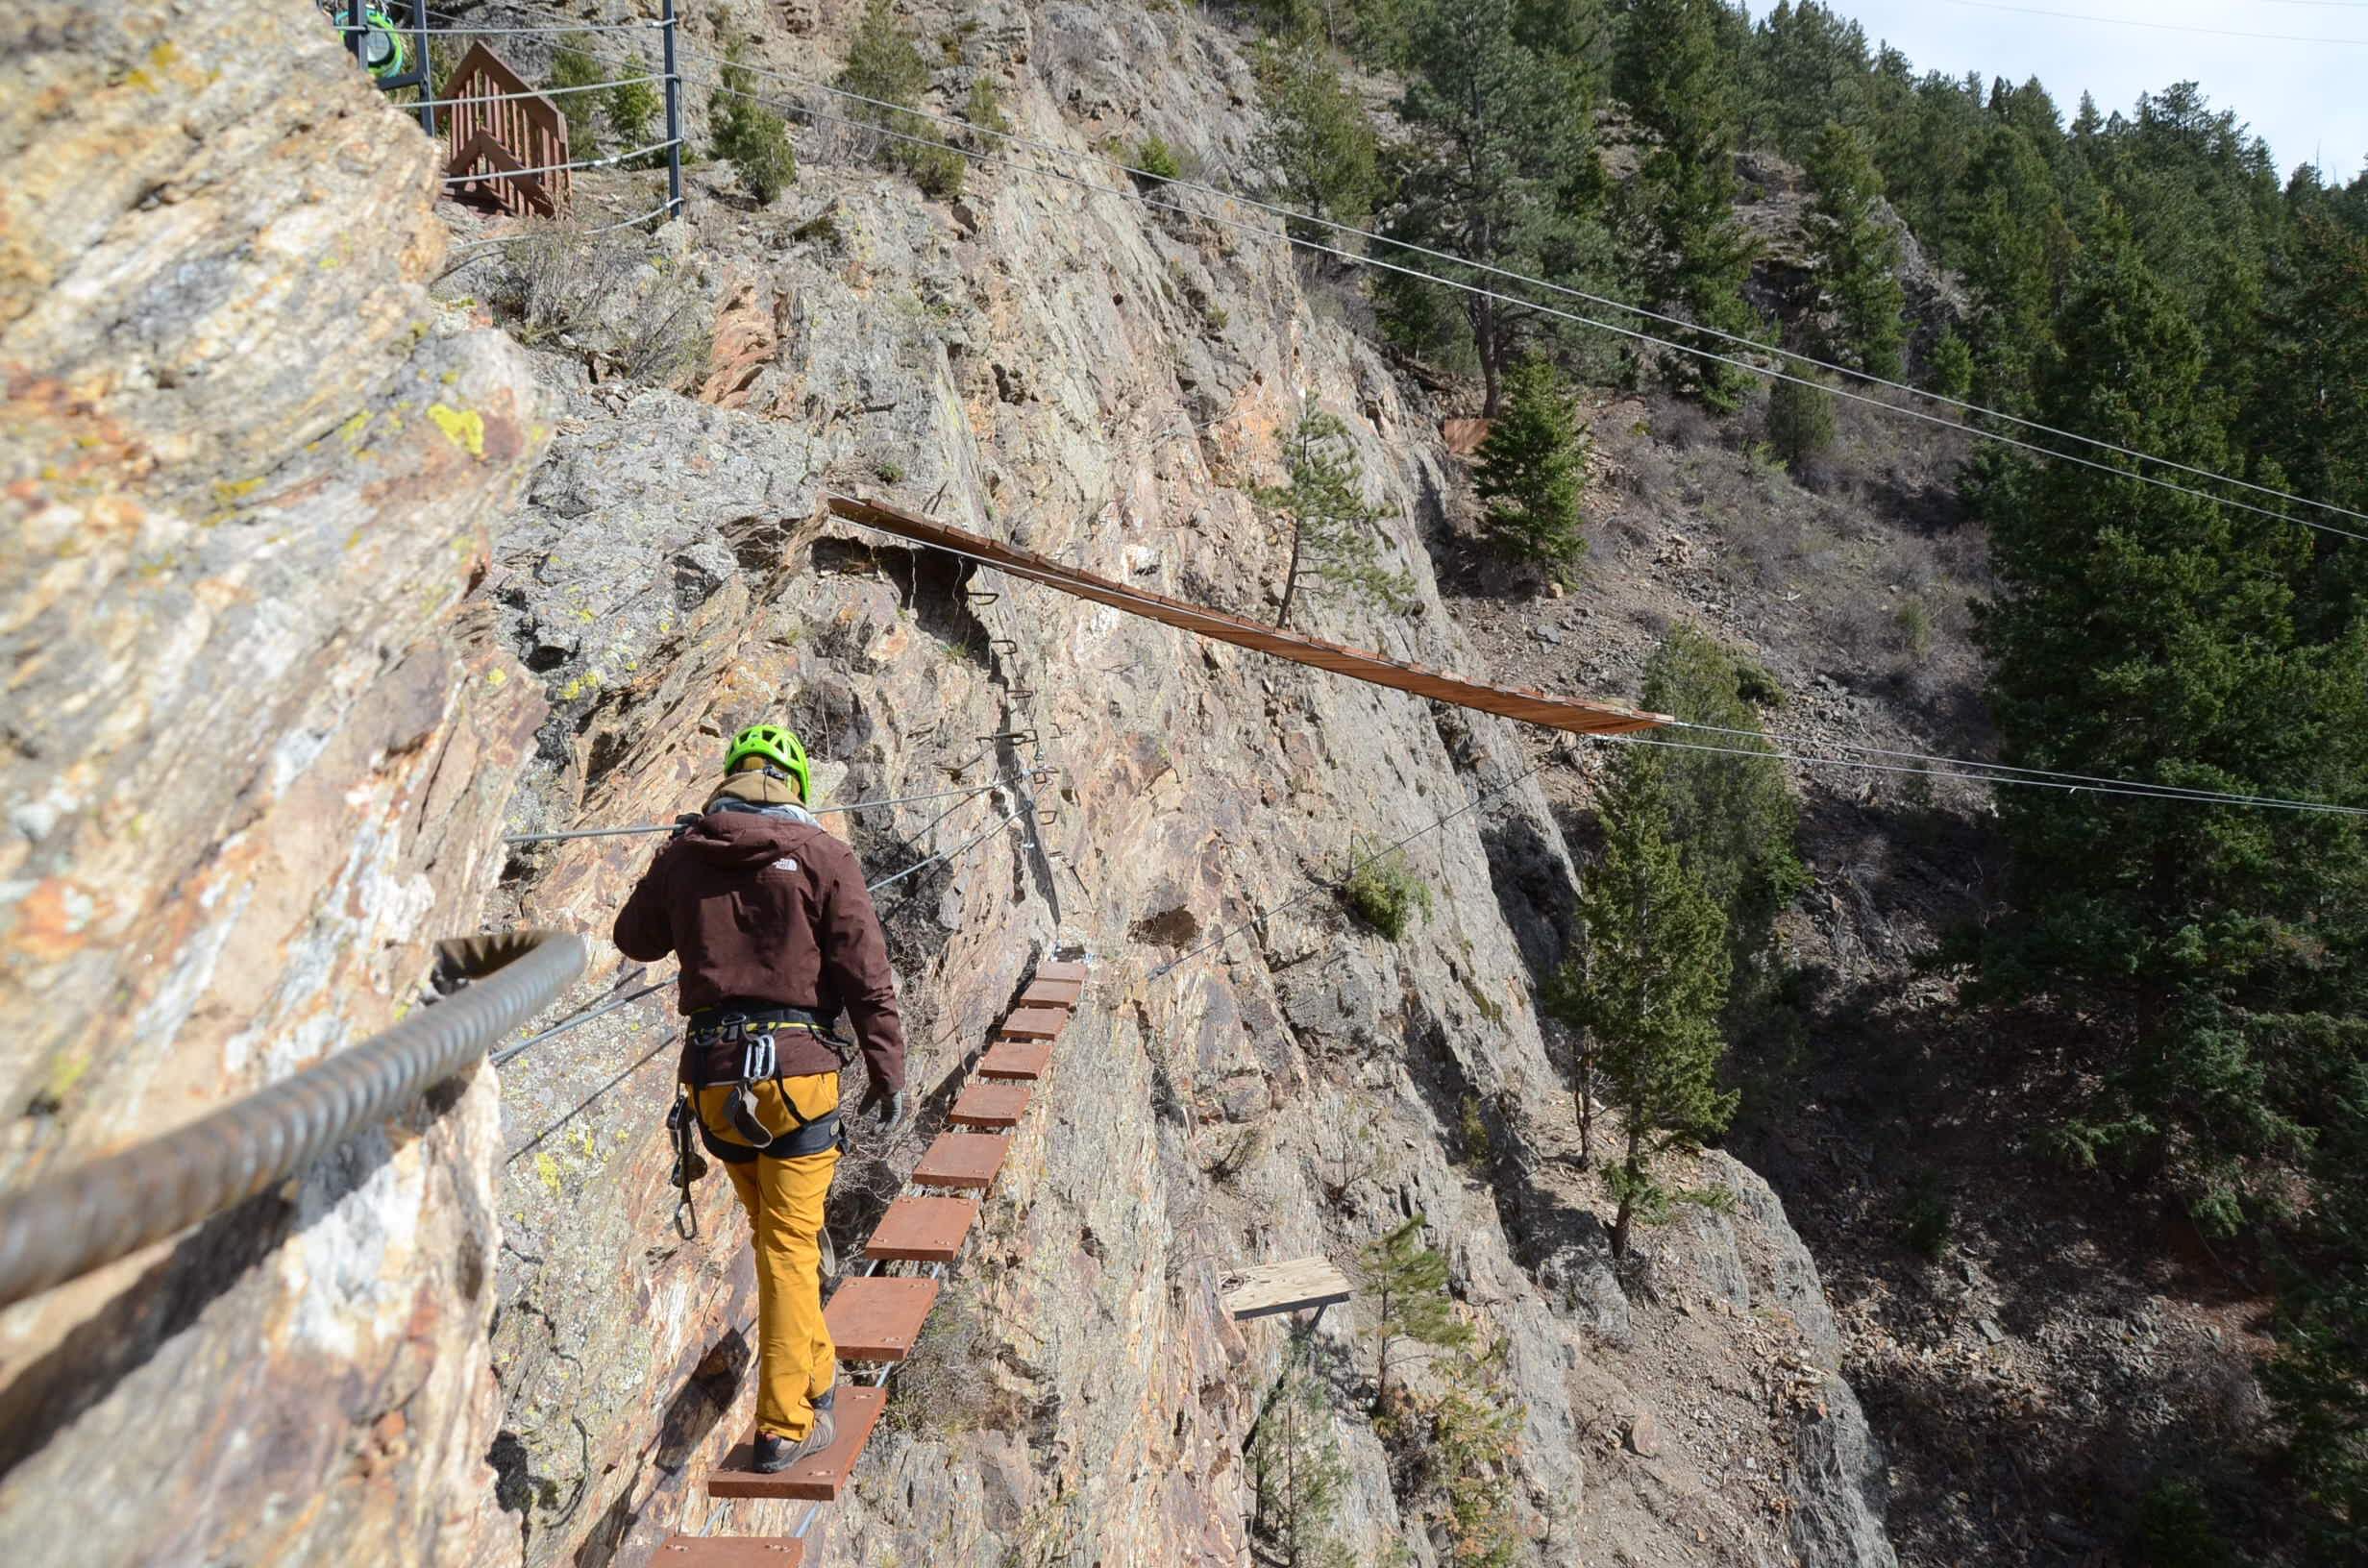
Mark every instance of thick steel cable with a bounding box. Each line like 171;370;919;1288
671;44;2368;532
868;811;1026;894
1591;731;2368;816
490;979;669;1066
500;773;1048;845
441;135;678;186
336;18;662;35
0;930;586;1311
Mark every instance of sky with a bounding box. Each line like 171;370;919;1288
1742;0;2368;182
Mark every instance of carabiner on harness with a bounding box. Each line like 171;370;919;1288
665;1089;706;1239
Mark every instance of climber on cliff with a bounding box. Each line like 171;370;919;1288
612;723;908;1473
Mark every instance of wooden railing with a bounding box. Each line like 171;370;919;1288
440;41;570;218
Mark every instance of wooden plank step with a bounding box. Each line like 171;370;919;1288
825;1275;939;1361
977;1038;1053;1081
911;1131;1010;1190
864;1195;980;1262
708;1385;887;1501
1222;1256;1355;1321
999;1005;1068;1041
1034;959;1089;984
655;1536;803;1566
1018;977;1082;1009
948;1080;1031;1128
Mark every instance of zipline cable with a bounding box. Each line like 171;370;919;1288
668;45;2368;535
819;492;2368;820
1660;718;2368;815
501;773;1049;845
490;812;1029;1066
665;64;2368;546
1592;731;2368;817
1149;759;1555;981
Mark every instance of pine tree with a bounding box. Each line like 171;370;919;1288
1388;0;1615;412
1743;1;1874;158
2266;1060;2368;1556
1254;35;1381;239
1561;755;1736;1258
1256;412;1413;628
1635;627;1805;967
1957;122;2070;416
549;46;607;159
1975;217;2368;1227
1616;0;1760;410
1248;1357;1356;1568
1925;328;1973;401
1358;1214;1473;1410
1428;1338;1526;1567
1472;357;1587;576
836;0;964;198
710;48;797;205
1764;371;1838;470
1802;120;1907;378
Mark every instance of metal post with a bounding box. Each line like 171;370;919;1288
661;0;683;219
410;4;435;139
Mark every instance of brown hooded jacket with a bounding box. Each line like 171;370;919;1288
612;781;905;1090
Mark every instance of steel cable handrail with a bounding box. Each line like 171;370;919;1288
0;929;586;1311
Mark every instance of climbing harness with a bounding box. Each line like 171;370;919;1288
676;1007;854;1169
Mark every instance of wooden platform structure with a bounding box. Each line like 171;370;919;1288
1223;1257;1355;1321
440;42;570;216
682;955;1089;1540
827;495;1670;738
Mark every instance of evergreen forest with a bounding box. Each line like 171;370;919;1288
1243;0;2368;1557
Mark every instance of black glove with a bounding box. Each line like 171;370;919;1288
668;812;704;840
860;1083;908;1136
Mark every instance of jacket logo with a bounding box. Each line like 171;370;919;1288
770;857;800;872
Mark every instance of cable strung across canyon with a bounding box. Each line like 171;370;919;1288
656;42;2368;537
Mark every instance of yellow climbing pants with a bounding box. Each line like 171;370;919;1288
696;1074;840;1441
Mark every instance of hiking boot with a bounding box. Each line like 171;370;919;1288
752;1409;836;1474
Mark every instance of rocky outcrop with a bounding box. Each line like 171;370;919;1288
0;5;548;1564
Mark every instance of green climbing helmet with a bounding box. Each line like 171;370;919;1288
724;723;812;801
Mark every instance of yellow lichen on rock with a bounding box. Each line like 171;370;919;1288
429;402;486;459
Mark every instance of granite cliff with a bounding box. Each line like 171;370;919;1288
1;4;1893;1565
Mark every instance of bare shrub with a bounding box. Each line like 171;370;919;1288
487;220;712;391
614;262;712;391
1656;397;1716;453
489;217;636;348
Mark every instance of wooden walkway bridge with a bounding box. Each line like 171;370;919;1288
659;960;1089;1560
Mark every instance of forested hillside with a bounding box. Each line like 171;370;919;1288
1243;0;2368;1559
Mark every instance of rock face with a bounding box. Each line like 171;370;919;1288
461;5;1901;1567
2;4;1897;1567
0;5;548;1564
